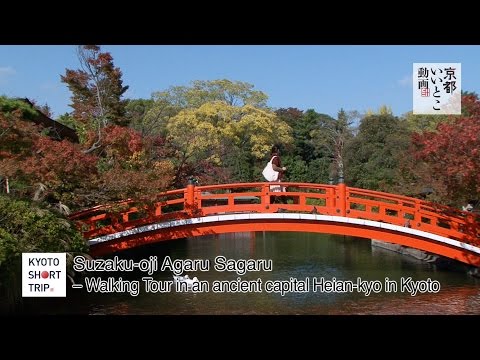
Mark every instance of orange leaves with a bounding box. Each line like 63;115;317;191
412;94;480;201
1;96;177;209
23;138;98;187
99;166;174;200
102;125;143;159
96;52;113;65
92;126;175;201
61;45;129;128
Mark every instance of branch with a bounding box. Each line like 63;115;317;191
145;103;170;135
82;140;102;154
0;128;9;139
76;46;106;120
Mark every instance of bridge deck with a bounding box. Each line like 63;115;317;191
70;182;480;265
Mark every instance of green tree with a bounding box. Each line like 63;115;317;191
276;108;318;162
305;158;332;184
222;147;254;183
310;109;354;182
153;79;268;109
402;111;450;133
0;96;38;120
281;155;308;182
132;98;178;137
0;195;87;313
344;113;410;191
125;98;155;135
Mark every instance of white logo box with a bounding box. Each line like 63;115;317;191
22;253;67;297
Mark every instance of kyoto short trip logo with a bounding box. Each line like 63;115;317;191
22;253;67;297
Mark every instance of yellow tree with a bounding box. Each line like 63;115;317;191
165;101;292;184
230;104;292;158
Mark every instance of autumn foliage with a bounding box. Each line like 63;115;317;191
0;99;174;210
411;94;480;205
22;138;98;201
0;112;39;175
93;125;175;201
5;50;480;214
61;45;129;127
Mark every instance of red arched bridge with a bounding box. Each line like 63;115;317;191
69;182;480;266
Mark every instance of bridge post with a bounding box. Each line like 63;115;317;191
185;179;196;215
337;178;346;217
262;183;271;210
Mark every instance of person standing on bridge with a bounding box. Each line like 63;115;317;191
269;145;287;204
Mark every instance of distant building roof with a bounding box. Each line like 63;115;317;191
20;98;79;143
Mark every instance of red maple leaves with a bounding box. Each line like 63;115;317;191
412;94;480;201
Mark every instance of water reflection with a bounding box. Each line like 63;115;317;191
326;286;480;315
24;232;480;315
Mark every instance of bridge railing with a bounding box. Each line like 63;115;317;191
346;187;479;245
194;182;338;216
69;182;480;246
70;188;187;238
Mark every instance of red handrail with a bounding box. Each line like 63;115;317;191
69;182;480;247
